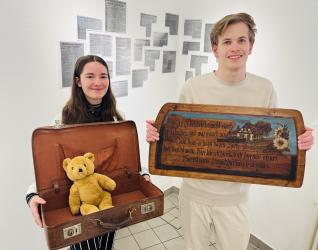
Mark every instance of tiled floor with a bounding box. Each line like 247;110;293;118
113;192;261;250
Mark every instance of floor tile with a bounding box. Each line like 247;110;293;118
163;236;185;250
177;227;184;236
115;227;131;239
147;217;167;228
144;243;166;250
153;223;180;242
134;229;161;249
128;221;150;234
160;212;175;222
168;207;180;218
169;217;182;230
114;190;267;250
113;235;140;250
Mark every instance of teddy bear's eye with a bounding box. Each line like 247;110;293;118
71;167;74;170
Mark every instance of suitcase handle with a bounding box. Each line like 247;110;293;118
92;207;137;230
92;217;131;230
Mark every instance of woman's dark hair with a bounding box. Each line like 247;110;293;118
62;55;123;124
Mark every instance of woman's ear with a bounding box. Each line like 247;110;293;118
75;77;81;87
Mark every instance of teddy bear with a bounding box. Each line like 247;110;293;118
63;152;116;215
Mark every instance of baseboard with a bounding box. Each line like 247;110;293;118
249;234;274;250
164;186;274;250
163;186;179;196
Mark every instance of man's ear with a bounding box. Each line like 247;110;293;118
212;44;218;58
248;43;254;55
75;77;81;87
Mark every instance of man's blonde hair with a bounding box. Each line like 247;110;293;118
210;13;257;46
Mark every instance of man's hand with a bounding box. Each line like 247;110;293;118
298;126;314;150
146;120;159;143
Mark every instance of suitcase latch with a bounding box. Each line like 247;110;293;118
140;202;155;214
63;224;82;239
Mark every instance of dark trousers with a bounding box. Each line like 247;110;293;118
70;232;115;250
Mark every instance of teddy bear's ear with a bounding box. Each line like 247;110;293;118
63;158;71;171
84;152;95;162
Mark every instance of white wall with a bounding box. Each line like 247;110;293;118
0;0;317;249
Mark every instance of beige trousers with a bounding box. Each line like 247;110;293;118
179;195;250;250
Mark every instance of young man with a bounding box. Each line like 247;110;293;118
146;13;313;250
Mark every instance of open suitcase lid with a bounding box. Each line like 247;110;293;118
149;103;306;187
32;121;141;194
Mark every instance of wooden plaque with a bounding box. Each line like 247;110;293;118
149;103;306;187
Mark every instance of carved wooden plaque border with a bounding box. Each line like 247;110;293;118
149;103;306;187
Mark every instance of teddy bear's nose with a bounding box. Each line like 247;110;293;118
79;168;83;172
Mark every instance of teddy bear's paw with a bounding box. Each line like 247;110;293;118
80;204;99;215
100;205;113;211
70;206;80;215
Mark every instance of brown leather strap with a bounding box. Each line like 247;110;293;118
92;217;131;230
91;207;137;230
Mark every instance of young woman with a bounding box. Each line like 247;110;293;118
26;55;149;250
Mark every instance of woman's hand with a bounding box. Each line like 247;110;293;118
142;174;151;182
29;195;46;227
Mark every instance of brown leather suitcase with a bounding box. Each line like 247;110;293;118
32;121;163;249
